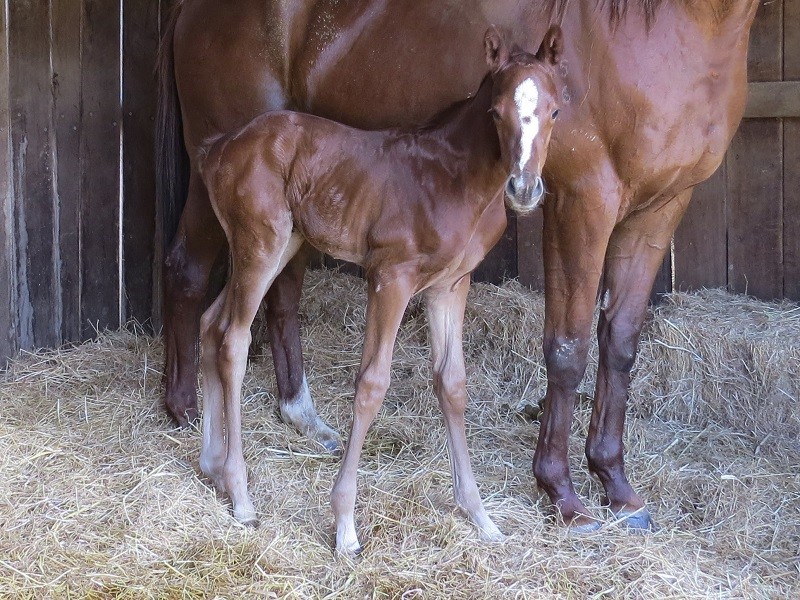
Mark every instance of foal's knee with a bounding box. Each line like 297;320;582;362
433;368;467;414
354;367;390;414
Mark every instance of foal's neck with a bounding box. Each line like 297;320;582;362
429;74;505;194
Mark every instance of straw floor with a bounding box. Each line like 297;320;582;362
0;270;797;599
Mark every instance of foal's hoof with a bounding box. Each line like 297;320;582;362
614;507;655;532
233;508;260;528
335;541;363;560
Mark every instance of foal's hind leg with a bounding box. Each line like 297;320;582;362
587;190;690;531
330;273;414;556
266;247;342;454
425;277;503;542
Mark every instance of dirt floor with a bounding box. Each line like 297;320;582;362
0;270;797;599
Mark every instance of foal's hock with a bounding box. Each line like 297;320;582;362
197;26;561;555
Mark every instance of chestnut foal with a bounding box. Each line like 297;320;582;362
197;27;561;555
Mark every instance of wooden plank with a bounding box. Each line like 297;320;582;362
725;4;783;300
786;118;800;300
473;209;517;284
123;0;160;329
517;209;544;290
8;0;60;349
80;0;122;337
746;0;782;83
52;0;83;342
784;0;800;300
726;120;783;299
674;166;727;290
744;81;800;118
0;0;17;365
650;253;672;304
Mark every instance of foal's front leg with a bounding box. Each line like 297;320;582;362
425;277;503;542
330;273;414;557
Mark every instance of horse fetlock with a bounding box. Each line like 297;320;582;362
279;376;343;454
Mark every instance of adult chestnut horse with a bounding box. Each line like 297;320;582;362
158;0;759;530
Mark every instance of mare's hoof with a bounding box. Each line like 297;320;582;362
167;401;199;428
614;507;655;532
317;431;344;457
567;515;602;534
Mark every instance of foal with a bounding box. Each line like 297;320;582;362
198;26;562;555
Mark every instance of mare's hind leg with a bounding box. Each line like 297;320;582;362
330;272;414;556
425;277;503;542
266;247;342;454
164;172;226;425
587;190;691;530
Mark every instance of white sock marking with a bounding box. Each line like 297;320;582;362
514;78;540;173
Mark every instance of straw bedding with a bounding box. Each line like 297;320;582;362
0;269;797;599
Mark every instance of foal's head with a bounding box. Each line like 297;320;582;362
485;26;562;213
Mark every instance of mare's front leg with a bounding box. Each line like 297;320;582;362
266;245;342;454
533;182;616;531
425;277;503;541
330;272;414;557
587;190;691;530
163;172;226;425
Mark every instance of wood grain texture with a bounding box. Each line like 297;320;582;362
784;0;800;299
744;81;800;118
674;166;728;290
516;209;544;291
8;0;60;349
123;0;160;329
52;0;83;341
80;0;122;337
0;0;16;365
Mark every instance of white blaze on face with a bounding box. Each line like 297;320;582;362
514;78;540;173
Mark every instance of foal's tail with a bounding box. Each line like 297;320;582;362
155;0;189;247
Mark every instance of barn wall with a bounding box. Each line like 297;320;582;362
0;2;798;368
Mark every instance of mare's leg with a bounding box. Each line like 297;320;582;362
163;172;225;425
267;246;342;454
533;184;617;530
586;190;691;530
330;273;413;556
425;277;503;542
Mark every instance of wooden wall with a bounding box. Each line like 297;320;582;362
0;1;797;367
0;0;165;365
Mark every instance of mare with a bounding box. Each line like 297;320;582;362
159;0;760;531
196;27;562;556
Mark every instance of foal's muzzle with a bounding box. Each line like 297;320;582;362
505;175;545;213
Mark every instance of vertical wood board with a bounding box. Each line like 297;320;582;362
674;166;728;290
123;0;160;328
80;0;122;337
8;0;60;349
52;0;83;341
0;0;16;364
517;210;545;291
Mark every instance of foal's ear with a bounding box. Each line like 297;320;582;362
536;25;563;65
484;26;509;72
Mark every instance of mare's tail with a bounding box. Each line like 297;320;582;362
156;0;190;247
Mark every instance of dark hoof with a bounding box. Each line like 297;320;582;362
171;405;199;428
567;516;602;534
615;508;655;532
320;436;344;457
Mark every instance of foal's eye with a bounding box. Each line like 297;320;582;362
489;108;500;121
552;109;560;119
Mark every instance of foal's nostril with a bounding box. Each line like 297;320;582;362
532;176;544;198
506;177;517;198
